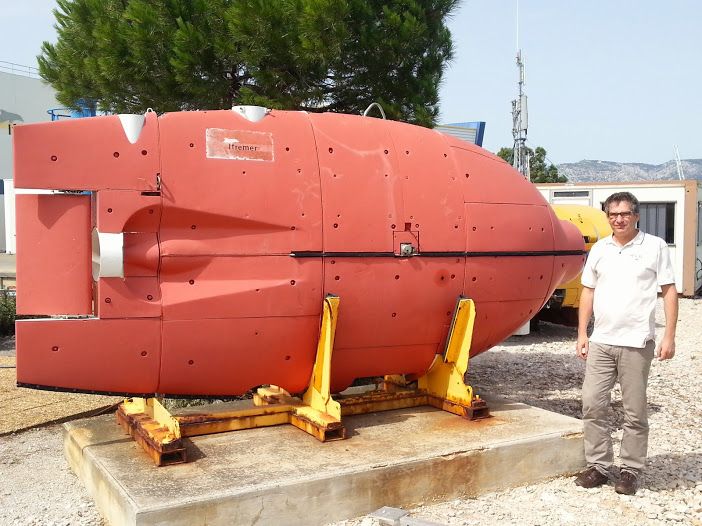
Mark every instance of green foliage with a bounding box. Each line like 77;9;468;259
0;293;16;336
496;145;567;183
496;147;513;165
39;0;458;126
530;146;567;183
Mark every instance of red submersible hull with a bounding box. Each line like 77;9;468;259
14;108;584;397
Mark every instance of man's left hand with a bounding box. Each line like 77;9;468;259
657;336;676;361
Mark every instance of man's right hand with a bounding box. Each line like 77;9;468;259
577;286;595;361
576;335;589;360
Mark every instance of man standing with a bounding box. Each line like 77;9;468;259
574;192;678;495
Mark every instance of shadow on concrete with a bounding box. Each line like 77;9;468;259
184;438;206;462
344;406;433;437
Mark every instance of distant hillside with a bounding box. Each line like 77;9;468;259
556;159;702;183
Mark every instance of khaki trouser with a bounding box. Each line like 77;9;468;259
582;340;655;475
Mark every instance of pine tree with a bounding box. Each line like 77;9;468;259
496;145;567;183
39;0;458;126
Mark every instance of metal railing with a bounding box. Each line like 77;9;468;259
0;60;40;79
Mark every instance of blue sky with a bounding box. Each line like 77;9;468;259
2;0;700;164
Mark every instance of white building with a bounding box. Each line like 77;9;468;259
1;63;61;253
536;180;702;297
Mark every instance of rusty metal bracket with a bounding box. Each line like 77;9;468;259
116;397;186;466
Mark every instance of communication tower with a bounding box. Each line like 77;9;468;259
511;51;530;180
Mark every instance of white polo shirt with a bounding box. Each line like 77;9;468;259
581;230;675;348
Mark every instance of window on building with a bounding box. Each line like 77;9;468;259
552;190;590;198
697;202;702;245
638;203;675;244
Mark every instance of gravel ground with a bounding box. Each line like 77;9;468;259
1;298;700;526
337;297;702;526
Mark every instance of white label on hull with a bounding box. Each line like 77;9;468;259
205;128;274;162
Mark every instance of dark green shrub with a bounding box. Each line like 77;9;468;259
0;292;16;336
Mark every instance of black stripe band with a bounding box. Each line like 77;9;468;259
16;382;252;400
293;251;394;258
291;250;586;258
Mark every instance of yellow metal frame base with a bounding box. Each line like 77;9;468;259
338;384;488;421
116;296;488;466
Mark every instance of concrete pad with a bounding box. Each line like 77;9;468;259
64;396;585;526
370;506;409;525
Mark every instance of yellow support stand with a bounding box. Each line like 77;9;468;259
418;297;488;418
253;295;345;441
116;295;487;466
296;295;345;438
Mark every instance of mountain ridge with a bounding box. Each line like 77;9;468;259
556;159;702;183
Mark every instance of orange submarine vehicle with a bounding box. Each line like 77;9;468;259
14;107;585;398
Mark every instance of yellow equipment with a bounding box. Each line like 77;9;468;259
536;204;611;326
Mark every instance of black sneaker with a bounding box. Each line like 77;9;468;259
574;466;609;488
615;470;638;495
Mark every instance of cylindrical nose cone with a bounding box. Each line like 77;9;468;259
552;216;587;287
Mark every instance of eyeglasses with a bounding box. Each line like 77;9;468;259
607;211;634;220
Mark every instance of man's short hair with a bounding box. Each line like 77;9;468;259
603;191;639;215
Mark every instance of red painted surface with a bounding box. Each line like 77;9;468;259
13;109;584;396
16;194;92;315
13;112;159;191
95;277;161;319
95;190;162;233
159;317;319;395
16;318;161;394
